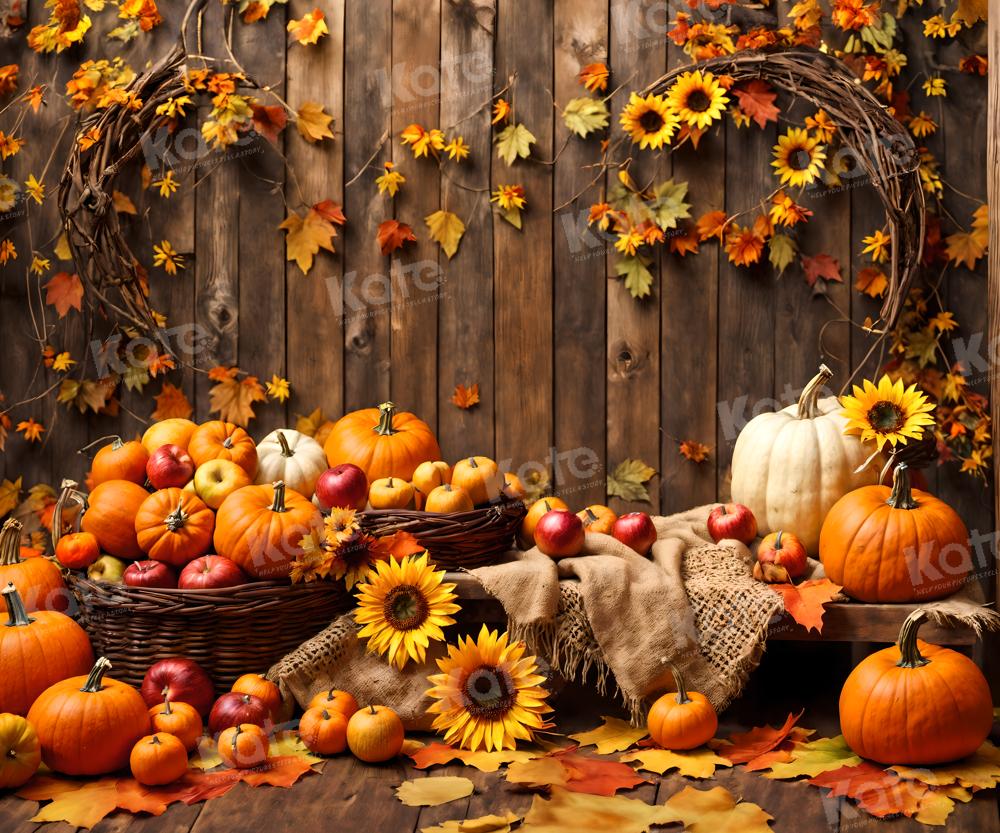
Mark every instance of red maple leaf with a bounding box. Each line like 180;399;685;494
801;253;843;286
732;80;780;129
376;219;416;256
718;710;804;766
251;104;287;144
810;762;927;818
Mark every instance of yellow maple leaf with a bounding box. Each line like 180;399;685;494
296;101;334;143
421;811;520;833
395;776;474;807
425;209;465;258
569;717;648;755
945;230;985;270
522;788;678;832
855;266;888;298
663;786;773;832
280;207;337;274
266;374;290;402
24;174;44;204
152;382;193;420
287;8;328;45
621;747;732;779
0;476;23;517
209;373;266;426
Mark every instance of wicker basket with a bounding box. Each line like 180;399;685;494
359;498;526;569
54;481;350;691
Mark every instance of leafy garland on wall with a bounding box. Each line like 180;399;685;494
0;0;991;484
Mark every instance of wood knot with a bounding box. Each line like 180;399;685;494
609;340;648;379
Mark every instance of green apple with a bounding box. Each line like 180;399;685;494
88;555;127;584
194;459;251;509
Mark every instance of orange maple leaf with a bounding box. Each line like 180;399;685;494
0;64;19;97
770;578;842;633
251;103;287;144
800;253;842;286
312;199;346;226
732;80;780;129
508;748;647;796
209;374;266;427
578;62;609;93
16;418;45;443
717;710;804;766
810;762;927;819
376;219;416;256
152;382;193;421
408;741;466;769
450;383;480;410
855;266;887;298
945;230;985;270
668;226;699;257
678;439;710;463
696;210;729;242
724;225;765;267
44;272;83;317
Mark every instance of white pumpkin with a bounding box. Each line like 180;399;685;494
255;430;328;498
730;365;880;554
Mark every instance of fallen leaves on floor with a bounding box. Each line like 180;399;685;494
809;762;926;818
408;741;540;772
620;745;732;779
663;785;774;833
712;710;807;766
768;578;842;633
890;741;1000;789
568;716;649;754
396;775;476;807
520;786;677;833
421;810;520;833
506;747;648;796
761;734;861;779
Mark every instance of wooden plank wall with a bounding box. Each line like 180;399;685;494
0;1;990;541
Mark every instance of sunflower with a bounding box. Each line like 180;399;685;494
619;92;680;150
771;128;827;188
425;625;551;752
840;375;936;451
666;71;729;130
325;507;360;547
354;552;460;669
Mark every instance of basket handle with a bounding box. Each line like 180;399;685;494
52;480;88;550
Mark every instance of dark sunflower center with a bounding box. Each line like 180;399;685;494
685;89;711;112
867;400;905;433
462;665;517;719
638;109;664;133
788;148;813;171
384;585;428;630
338;532;371;567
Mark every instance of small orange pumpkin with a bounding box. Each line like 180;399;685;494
501;472;527;500
451;456;500;505
646;663;718;751
214;481;322;579
346;704;405;763
307;688;358;719
130;732;189;785
368;477;416;510
54;531;101;571
0;519;68;613
299;708;348;755
412;460;451;496
424;483;474;513
324;402;441;483
188;421;258;478
840;610;992;765
81;479;150;560
232;674;282;720
0;713;41;789
135;488;215;567
577;505;617;535
218;723;269;769
149;696;203;751
91;436;149;487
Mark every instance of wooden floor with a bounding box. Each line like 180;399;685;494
1;643;997;833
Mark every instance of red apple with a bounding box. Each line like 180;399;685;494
753;530;807;583
315;463;369;511
124;559;177;589
533;509;585;559
613;512;657;556
208;692;271;736
179;555;248;590
707;502;758;545
146;443;195;490
142;657;216;717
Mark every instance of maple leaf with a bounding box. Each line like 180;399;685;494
209;373;266;426
44;271;83;317
649;180;691;230
507;749;649;796
622;747;731;779
295;407;325;436
287;8;328;45
407;741;538;773
16;418;45;443
0;64;17;97
396;776;475;807
152;382;193;420
312;199;346;226
0;476;23;516
607;458;656;503
770;578;841;633
570;717;648;755
945;230;984;270
855;266;888;297
614;254;654;299
425;210;465;258
578;62;609;93
663;786;774;833
678;439;710;463
800;253;842;286
732;80;779;128
450;382;479;410
764;735;861;779
668;226;699;257
376;219;416;256
952;0;987;26
724;225;765;267
280;206;337;274
251;103;287;144
422;811;521;833
810;762;928;819
296;101;334;143
495;123;535;165
929;311;957;332
562;97;610;138
768;234;796;274
522;787;677;833
266;374;290;402
715;712;805;766
25;777;121;828
891;741;1000;790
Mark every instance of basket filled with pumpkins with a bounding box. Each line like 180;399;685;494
51;416;351;690
320;402;526;570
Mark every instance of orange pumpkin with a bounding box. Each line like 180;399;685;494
0;519;68;613
819;464;971;602
346;705;405;763
28;657;150;775
577;505;617;535
149;697;203;751
142;418;198;455
0;713;41;789
840;610;992;765
214;481;322;579
130;733;189;785
218;723;269;769
188;421;258;478
91;436;149;487
451;456;500;506
299;708;348;755
307;688;358;719
81;479;150;560
232;674;282;720
501;472;527;501
412;460;451;496
646;663;718;751
424;484;474;513
324;402;441;483
135;488;215;567
368;477;416;510
54;531;101;571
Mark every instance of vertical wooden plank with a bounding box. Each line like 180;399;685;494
493;0;554;477
235;7;287;436
989;0;1000;627
606;0;663;513
552;0;608;506
342;0;392;410
437;0;496;461
286;0;345;424
390;0;440;427
660;44;721;513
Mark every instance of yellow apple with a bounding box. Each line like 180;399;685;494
194;459;252;509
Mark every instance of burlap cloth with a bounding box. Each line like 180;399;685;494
269;504;997;728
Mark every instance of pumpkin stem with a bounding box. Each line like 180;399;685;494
373;402;399;437
277;431;293;457
77;434;124;454
271;481;288;513
151;735;162;745
468;457;478;468
165;502;189;532
232;724;242;751
584;508;598;523
321;709;330;720
2;582;35;627
0;518;24;567
796;364;833;420
81;657;113;693
666;661;692;705
223;435;234;449
896;609;931;669
369;705;376;715
886;463;918;510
